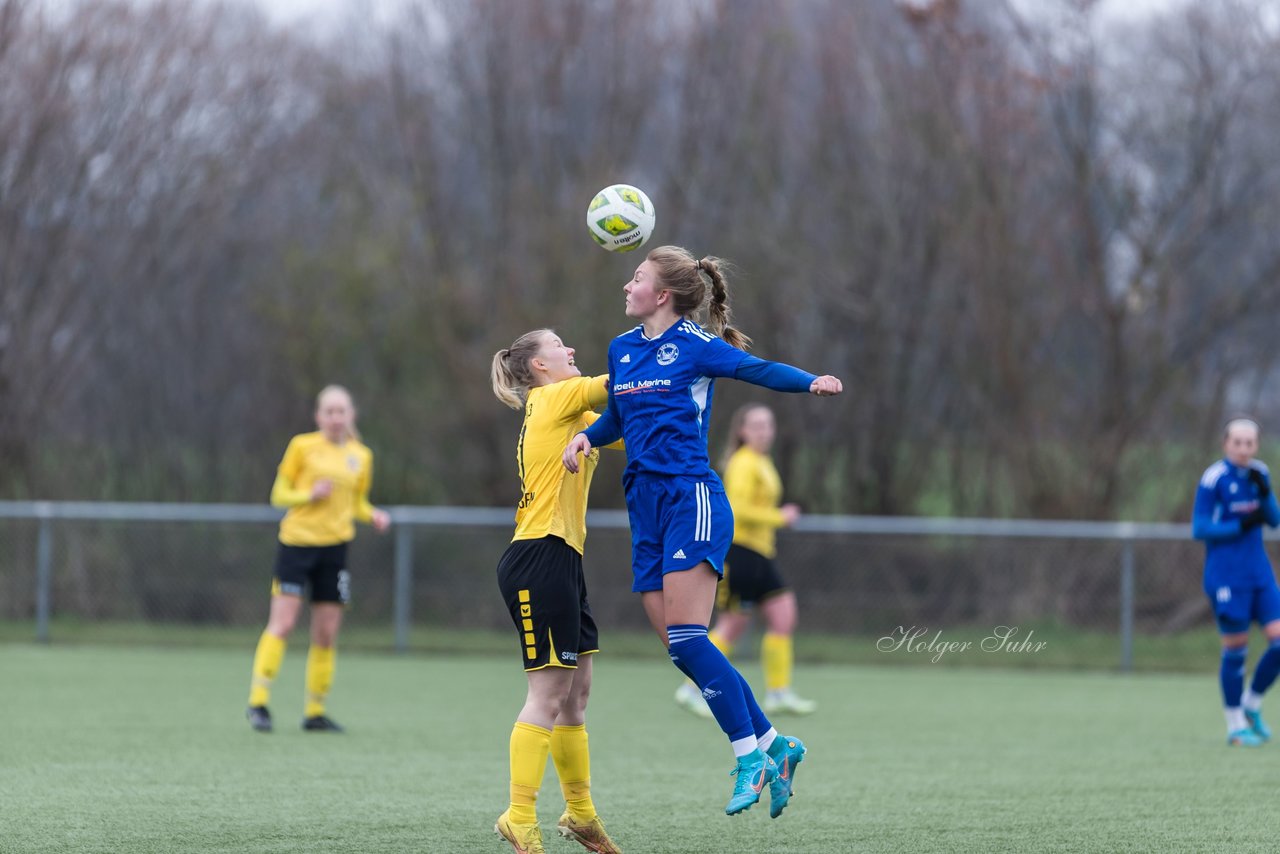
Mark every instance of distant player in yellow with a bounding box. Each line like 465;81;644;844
245;385;391;734
675;403;816;718
490;329;624;854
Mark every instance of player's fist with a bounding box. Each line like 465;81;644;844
1249;468;1271;499
371;508;391;533
563;433;593;474
780;503;802;527
810;375;843;396
1240;507;1267;531
311;478;334;500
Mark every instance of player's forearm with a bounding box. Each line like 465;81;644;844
1192;516;1245;541
354;497;376;524
1263;493;1280;528
734;355;817;393
270;475;311;508
582;409;623;447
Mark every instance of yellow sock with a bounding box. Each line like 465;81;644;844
709;630;734;659
762;632;793;693
304;645;336;718
550;724;595;822
509;722;552;825
248;631;286;707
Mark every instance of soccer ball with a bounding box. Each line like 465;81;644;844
586;184;656;252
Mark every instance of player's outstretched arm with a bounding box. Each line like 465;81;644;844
732;352;843;398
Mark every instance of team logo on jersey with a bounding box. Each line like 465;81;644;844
1230;482;1239;494
347;454;360;472
620;353;631;363
656;342;679;365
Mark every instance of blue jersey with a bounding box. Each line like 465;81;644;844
582;320;815;484
1192;458;1280;583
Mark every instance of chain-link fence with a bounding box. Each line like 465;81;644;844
0;502;1235;670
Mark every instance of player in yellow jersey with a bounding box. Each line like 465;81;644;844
489;329;624;854
245;385;391;734
674;403;816;718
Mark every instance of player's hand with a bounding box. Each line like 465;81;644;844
311;478;334;500
1240;507;1267;531
1249;468;1271;498
563;434;593;474
780;503;802;527
371;508;391;533
810;375;843;396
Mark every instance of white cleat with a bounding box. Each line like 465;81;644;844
763;689;817;716
674;682;714;719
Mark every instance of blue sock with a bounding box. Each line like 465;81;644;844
1250;640;1280;696
667;624;753;744
735;669;772;738
668;649;700;686
1222;646;1248;708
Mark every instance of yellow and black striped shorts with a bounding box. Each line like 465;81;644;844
496;535;599;671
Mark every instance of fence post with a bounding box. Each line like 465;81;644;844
35;504;53;644
393;520;413;654
1120;538;1135;673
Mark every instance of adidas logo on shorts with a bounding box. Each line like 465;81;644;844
672;548;686;560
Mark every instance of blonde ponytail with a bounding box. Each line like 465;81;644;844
646;246;752;351
491;329;552;410
700;256;752;351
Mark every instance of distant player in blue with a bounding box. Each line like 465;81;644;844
1193;418;1280;747
562;245;842;817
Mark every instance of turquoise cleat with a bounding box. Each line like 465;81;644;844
725;749;778;816
1245;709;1272;742
1228;727;1266;747
765;735;807;818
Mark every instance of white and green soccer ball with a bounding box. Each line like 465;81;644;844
586;184;656;252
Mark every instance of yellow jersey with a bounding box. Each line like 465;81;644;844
271;432;375;546
723;446;786;558
511;374;617;555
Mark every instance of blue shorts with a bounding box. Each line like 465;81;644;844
1205;577;1280;634
625;476;735;593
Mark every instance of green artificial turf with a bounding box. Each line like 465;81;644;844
1;644;1275;852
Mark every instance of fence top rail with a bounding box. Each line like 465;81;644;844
0;500;1205;540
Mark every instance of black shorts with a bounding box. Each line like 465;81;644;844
717;543;788;612
273;542;351;604
497;535;599;671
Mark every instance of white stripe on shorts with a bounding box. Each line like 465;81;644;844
698;482;711;542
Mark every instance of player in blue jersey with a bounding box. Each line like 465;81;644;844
1193;418;1280;747
562;245;842;817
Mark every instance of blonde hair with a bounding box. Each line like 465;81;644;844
720;402;772;470
646;245;752;350
316;384;361;442
1225;417;1261;439
491;329;553;410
